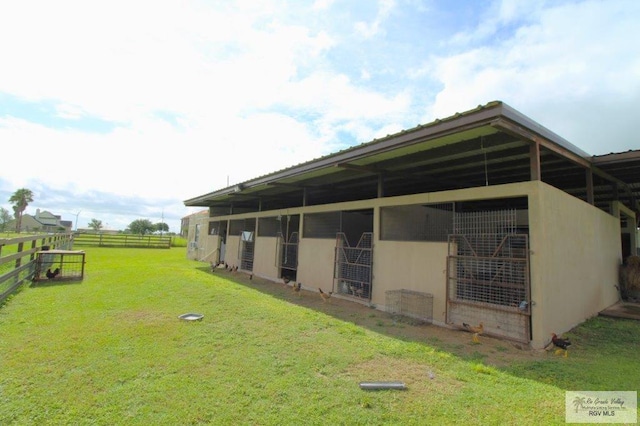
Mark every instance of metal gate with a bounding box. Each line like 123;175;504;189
446;233;531;343
277;232;299;271
238;231;255;271
334;232;373;300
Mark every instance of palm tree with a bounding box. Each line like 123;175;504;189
9;188;34;233
572;396;586;413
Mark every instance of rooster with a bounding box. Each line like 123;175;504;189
319;288;332;302
46;268;60;280
551;333;571;357
463;322;484;343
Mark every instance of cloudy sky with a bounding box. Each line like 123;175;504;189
1;0;638;232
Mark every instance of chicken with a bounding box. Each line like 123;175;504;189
46;268;60;280
463;322;484;343
349;284;364;298
551;333;571;357
292;282;302;296
319;288;332;302
210;261;217;272
282;277;291;287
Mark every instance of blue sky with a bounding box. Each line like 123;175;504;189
1;0;638;232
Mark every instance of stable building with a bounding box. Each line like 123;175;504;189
184;101;640;349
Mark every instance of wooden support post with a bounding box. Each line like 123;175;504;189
377;174;384;198
530;142;541;181
586;168;594;205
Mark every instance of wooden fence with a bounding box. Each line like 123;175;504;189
0;233;74;302
72;233;172;248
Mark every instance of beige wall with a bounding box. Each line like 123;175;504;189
253;237;279;279
186;213;218;261
296;238;336;292
528;181;620;348
373;241;449;325
189;181;624;349
225;235;240;269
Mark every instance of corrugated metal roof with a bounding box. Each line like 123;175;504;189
184;100;640;219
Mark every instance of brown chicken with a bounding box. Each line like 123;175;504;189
463;322;484;343
319;288;332;302
551;333;571;357
292;282;302;295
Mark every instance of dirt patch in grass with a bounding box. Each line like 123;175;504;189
212;268;549;368
341;355;464;395
114;309;170;324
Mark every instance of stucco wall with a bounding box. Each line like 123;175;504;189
296;238;336;291
253;237;279;279
373;241;449;325
528;181;620;348
188;181;624;349
226;235;240;269
186;212;214;261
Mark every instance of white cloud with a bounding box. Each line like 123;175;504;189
1;0;639;232
426;0;640;154
354;0;396;38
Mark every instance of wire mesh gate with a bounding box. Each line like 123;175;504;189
334;232;373;300
238;231;255;271
446;208;531;343
446;233;530;342
276;232;299;271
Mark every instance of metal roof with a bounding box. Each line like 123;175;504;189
184;101;640;220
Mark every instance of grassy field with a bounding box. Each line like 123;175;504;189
0;247;638;425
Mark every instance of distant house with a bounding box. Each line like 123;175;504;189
8;209;72;233
184;101;640;349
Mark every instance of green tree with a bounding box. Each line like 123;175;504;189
127;219;155;235
0;207;12;232
88;218;103;232
9;188;34;233
155;222;169;234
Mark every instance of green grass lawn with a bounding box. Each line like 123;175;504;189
0;247;638;425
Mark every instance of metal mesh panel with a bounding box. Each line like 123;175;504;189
229;218;256;235
454;209;516;236
240;238;254;271
258;217;279;237
304;212;341;238
34;251;85;281
446;208;530;342
334;232;372;299
279;232;299;270
380;203;454;241
208;220;226;236
448;235;528;307
386;289;433;323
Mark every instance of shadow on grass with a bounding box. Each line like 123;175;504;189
197;265;640;392
30;278;84;288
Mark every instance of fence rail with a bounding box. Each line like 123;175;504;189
72;233;172;248
0;233;74;302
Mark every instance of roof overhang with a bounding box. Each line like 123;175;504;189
184;101;640;221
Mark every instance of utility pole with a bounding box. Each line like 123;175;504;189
74;211;81;231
